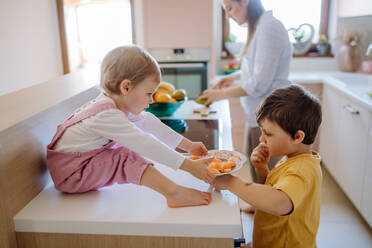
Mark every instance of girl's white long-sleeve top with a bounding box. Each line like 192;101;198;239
238;11;293;127
55;93;185;170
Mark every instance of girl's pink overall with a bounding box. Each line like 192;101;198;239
46;102;150;193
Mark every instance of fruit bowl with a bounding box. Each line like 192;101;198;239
146;98;187;117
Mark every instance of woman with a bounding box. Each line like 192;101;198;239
199;0;292;194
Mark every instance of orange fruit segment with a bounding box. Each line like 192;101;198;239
210;168;220;174
207;155;237;174
191;156;200;160
232;154;241;160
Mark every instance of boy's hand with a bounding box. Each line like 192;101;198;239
212;174;235;190
187;142;208;156
250;143;270;170
182;158;216;184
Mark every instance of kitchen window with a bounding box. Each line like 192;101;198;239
222;0;331;57
57;0;134;73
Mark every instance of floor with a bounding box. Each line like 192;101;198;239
235;163;372;247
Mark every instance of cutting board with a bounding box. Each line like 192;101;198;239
193;107;217;117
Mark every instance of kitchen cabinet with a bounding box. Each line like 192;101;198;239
361;121;372;226
320;84;371;212
336;93;371;210
319;85;341;176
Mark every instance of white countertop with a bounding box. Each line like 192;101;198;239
14;99;242;238
161;99;233;151
290;71;372;111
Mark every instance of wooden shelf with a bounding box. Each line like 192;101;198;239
293;53;334;58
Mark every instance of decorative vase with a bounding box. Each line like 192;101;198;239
316;43;330;55
337;43;362;72
288;23;314;55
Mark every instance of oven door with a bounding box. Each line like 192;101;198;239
159;62;207;99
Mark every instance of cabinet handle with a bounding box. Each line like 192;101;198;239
343;104;360;115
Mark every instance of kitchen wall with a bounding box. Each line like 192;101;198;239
142;0;213;49
2;0;371;96
336;15;372;61
0;0;63;96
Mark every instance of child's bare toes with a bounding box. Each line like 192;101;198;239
166;186;213;208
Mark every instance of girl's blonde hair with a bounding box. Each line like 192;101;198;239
234;0;265;59
100;45;161;94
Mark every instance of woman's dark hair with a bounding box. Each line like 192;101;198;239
256;84;322;145
235;0;265;57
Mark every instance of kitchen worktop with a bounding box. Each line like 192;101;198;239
290;72;372;111
14;99;242;238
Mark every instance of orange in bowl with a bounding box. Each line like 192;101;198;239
154;91;172;102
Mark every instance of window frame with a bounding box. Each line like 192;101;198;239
56;0;135;74
222;0;332;58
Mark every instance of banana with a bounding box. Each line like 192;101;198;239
157;82;175;95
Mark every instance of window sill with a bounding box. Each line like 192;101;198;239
221;55;236;60
293;53;334;58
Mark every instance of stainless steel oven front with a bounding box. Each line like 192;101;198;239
150;48;210;100
159;62;207;99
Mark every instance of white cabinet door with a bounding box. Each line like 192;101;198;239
361;122;372;227
336;95;371;211
319;85;342;175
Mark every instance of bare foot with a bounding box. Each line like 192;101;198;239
241;206;255;214
166;185;212;208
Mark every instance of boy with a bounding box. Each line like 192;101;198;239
213;84;322;248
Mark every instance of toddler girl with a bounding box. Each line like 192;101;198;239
46;45;215;207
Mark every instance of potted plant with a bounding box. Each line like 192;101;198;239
225;34;244;56
316;34;331;54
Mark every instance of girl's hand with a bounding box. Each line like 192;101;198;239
250;143;270;171
212;174;235;190
197;89;225;106
185;158;216;184
187;142;208;156
212;76;234;89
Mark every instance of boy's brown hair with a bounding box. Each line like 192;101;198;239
100;45;161;94
256;84;322;145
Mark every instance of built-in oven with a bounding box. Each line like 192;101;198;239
159;62;207;99
150;48;210;99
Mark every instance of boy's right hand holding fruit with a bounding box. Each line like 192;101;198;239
180;158;216;184
250;143;271;183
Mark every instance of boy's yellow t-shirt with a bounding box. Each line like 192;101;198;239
253;152;322;248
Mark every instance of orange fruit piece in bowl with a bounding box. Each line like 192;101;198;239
154;91;172;102
211;158;222;164
232;154;241;160
228;158;236;166
191;156;200;160
222;161;234;170
208;161;221;171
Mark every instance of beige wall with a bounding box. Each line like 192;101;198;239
338;0;372;17
143;0;213;49
0;0;63;96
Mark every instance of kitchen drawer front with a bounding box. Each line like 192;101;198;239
336;94;371;211
361;119;372;228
